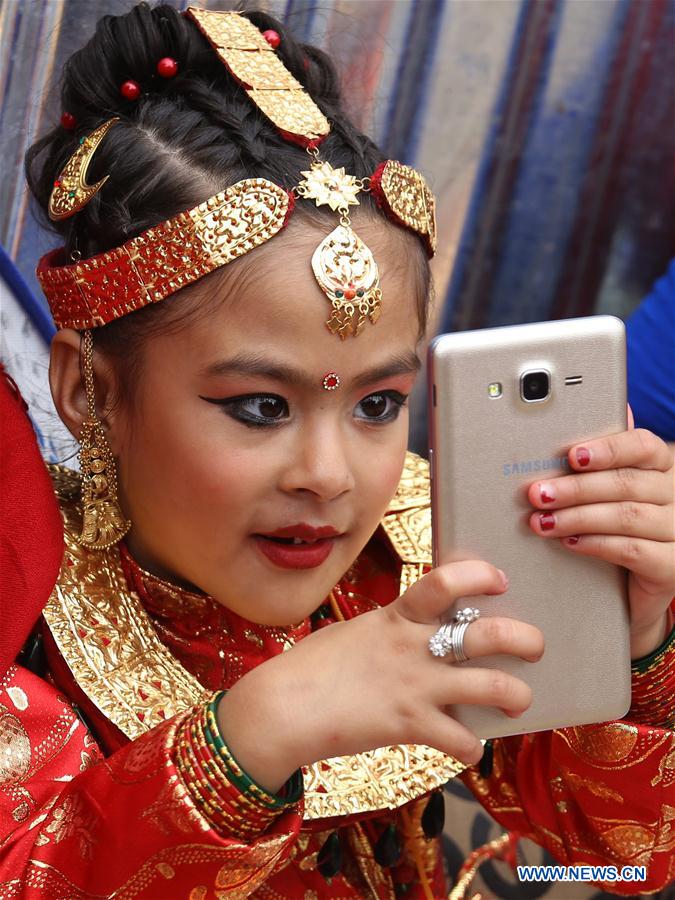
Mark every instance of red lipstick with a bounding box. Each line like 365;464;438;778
262;524;340;541
253;523;341;570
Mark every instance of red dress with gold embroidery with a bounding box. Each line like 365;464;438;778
0;391;673;897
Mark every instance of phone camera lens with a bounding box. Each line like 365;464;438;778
521;370;550;402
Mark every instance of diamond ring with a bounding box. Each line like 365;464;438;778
428;607;481;662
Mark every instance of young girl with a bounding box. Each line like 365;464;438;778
2;4;673;897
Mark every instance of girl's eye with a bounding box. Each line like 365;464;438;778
201;394;289;427
355;391;408;423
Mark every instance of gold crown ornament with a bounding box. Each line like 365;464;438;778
187;7;405;338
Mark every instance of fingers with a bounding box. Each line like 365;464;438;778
556;533;675;582
423;710;484;765
529;468;670;509
427;618;542;721
436;666;534;718
396;560;508;625
529;501;673;542
567;429;673;474
524;429;674;588
423;665;535;763
461;616;544;663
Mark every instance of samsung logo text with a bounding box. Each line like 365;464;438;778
503;457;570;476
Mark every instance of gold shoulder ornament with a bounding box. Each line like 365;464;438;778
382;451;434;593
44;462;466;822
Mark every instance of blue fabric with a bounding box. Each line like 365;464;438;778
0;244;55;346
626;259;675;442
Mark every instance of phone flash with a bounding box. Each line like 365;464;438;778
488;382;502;398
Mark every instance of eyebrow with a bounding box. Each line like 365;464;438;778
200;351;421;389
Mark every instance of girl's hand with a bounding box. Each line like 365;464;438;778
218;560;544;793
528;420;675;659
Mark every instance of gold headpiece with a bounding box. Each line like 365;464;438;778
186;7;330;144
38;9;436;337
39;179;292;330
187;7;383;339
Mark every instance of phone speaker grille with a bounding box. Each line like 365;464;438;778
564;375;583;385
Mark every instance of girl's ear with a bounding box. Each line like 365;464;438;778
49;330;122;452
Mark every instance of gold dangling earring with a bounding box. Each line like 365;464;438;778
77;330;131;549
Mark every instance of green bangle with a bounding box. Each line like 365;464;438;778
207;691;303;808
204;697;258;795
631;623;675;675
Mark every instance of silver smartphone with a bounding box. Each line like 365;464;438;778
428;316;631;740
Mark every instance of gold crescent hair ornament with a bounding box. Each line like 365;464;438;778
48;117;119;221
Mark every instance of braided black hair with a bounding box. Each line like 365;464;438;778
26;3;430;395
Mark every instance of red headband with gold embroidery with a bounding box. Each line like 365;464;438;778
38;9;436;337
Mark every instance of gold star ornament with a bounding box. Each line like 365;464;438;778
296;160;363;213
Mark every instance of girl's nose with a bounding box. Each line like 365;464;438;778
278;425;355;501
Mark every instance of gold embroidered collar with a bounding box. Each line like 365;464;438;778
44;456;466;821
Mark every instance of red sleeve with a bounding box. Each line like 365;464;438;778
0;666;302;897
461;646;675;894
0;366;64;675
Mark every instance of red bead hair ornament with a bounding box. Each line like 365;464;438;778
263;29;281;49
60;111;77;130
156;57;179;78
120;80;141;101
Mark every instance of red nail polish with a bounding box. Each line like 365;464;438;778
576;447;591;467
540;484;555;504
566;535;580;545
539;513;556;531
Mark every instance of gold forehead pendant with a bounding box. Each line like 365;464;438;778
296;152;381;340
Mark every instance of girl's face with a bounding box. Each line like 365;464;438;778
114;218;423;625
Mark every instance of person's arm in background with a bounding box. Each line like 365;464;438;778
626;257;675;601
626;258;675;444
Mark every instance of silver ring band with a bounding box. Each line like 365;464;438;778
450;620;470;663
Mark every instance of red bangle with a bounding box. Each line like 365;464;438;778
628;625;674;728
171;700;295;839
